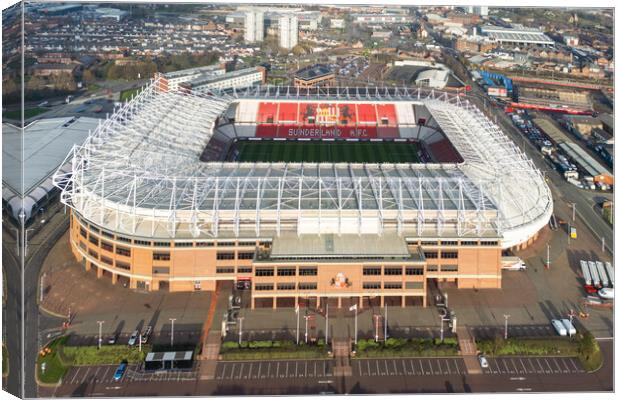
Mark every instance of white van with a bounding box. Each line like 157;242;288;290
551;319;567;336
560;319;577;336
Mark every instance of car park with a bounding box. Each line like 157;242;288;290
551;319;567;336
128;330;139;346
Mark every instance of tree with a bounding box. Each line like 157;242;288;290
82;69;95;83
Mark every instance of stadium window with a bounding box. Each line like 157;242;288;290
461;241;478;246
441;251;458;259
381;117;389;125
480;241;499;246
421;241;437;246
384;267;402;275
218;241;236;247
441;265;459;272
135;240;151;246
259;241;272;248
277;268;296;276
405;267;424;276
255;283;274;291
363;282;381;289
79;241;87;251
238;252;255;260
238;241;256;247
426;264;438;272
405;281;424;289
88;249;99;259
441;241;458;246
116;246;131;257
101;230;114;239
299;267;318;276
237;267;253;274
154;267;170;274
216;267;235;274
424;251;438;259
175;242;193;247
154;241;170;247
117;236;132;244
89;236;99;246
255;268;274;277
79;227;88;239
196;242;214;247
298;282;317;290
153;252;171;261
116;261;130;270
89;225;100;234
216;252;235;260
100;241;113;252
101;256;113;266
384;282;402;290
363;267;381;276
277;283;296;291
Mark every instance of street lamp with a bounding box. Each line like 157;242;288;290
295;304;300;345
169;318;176;348
349;304;358;345
238;316;244;345
304;315;311;344
97;321;104;349
503;314;510;340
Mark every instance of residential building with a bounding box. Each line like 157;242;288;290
244;10;264;43
279;15;298;50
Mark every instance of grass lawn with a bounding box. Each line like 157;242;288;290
233;140;420;164
119;86;145;102
355;338;459;358
3;107;48;121
37;337;70;384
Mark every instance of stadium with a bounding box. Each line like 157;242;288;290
53;78;552;308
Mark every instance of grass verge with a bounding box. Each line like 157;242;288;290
119;86;145;102
37;337;70;384
62;344;151;365
354;338;459;358
3;107;48;120
220;340;329;361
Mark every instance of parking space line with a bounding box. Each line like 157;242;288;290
551;358;562;373
445;359;451;375
537;358;547;373
419;359;425;375
248;362;253;379
220;364;227;380
384;359;389;376
266;362;271;378
366;360;372;376
437;359;442;374
428;359;434;375
375;360;381;376
230;363;236;380
294;361;298;378
303;361;306;377
453;359;461;375
568;358;579;372
510;358;519;373
237;363;244;379
543;358;553;373
402;359;408;375
518;358;527;374
313;360;317;377
275;362;280;378
501;359;511;374
409;359;416;375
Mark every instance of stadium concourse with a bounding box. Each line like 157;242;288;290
53;78;552;309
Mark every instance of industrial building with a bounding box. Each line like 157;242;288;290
480;25;555;47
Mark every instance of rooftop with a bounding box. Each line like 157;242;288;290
295;64;333;81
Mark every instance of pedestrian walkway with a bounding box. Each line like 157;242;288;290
456;326;482;375
332;339;352;377
198;283;231;380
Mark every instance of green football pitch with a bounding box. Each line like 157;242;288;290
232;140;421;163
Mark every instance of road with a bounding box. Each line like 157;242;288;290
463;80;613;254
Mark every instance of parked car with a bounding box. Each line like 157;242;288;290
141;326;152;344
128;330;139;346
561;319;577;336
113;361;127;381
598;288;614;299
478;355;489;368
551;319;567;336
107;334;118;345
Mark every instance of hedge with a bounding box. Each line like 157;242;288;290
61;344;150;365
220;339;329;360
355;338;459;358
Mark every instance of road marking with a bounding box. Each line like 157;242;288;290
453;359;461;375
392;359;397;375
295;361;298;378
568;358;579;372
551;358;561;373
358;361;362;376
367;360;371;376
238;363;244;379
258;362;262;378
559;358;569;373
220;364;227;380
314;360;317;377
437;359;442;374
409;359;416;375
527;358;537;373
445;359;451;375
543;358;553;373
276;362;280;378
248;362;253;379
402;359;408;375
376;360;381;376
519;358;527;374
230;363;236;380
502;358;511;374
428;359;434;375
419;359;424;375
304;361;307;377
510;358;519;373
267;362;272;378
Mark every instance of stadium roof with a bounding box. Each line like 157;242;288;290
54;82;552;249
